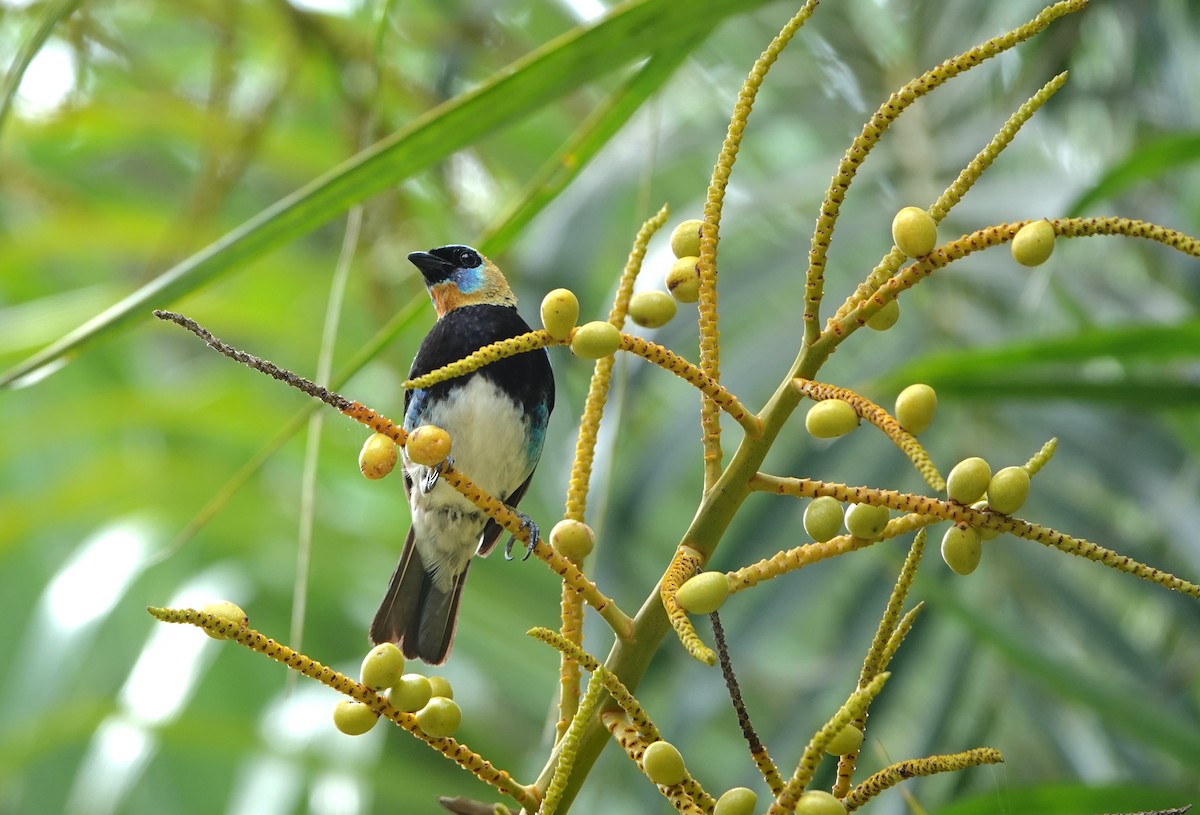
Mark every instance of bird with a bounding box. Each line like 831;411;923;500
370;244;555;664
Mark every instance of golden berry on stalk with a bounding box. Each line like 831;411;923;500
406;425;451;468
642;740;686;786
845;503;889;540
892;206;938;258
333;700;378;736
805;399;859;439
390;674;433;713
628;290;677;328
804;496;844;542
895;383;937;435
550;519;595;560
416;696;461;738
987;466;1031;515
947;457;991;504
666;257;701;303
676;571;729;614
669;219;704;258
427;675;453;700
824;724;865;755
541;288;580;341
358;432;397;480
796;790;847;815
360;642;405;691
866;297;900;331
1011;219;1055;266
199;600;247;640
570;321;622;359
714;787;757;815
941;523;982;575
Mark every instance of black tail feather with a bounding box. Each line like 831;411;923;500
370;529;468;665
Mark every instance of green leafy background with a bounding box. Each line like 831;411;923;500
1;1;1198;813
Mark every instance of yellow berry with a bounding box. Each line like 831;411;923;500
805;399;859;439
676;571;729;615
360;642;405;691
358;432;398;480
333;699;378;736
541;288;580;341
796;790;847;815
824;724;864;756
199;600;247;640
389;673;432;712
844;503;889;540
1011;219;1055;266
987;466;1031;515
946;456;991;504
866;297;900;331
416;696;461;739
427;675;453;700
570;320;622;360
892;206;937;258
665;256;701;303
550;519;596;560
628;290;677;328
804;496;844;542
941;523;982;575
713;787;758;815
895;383;937;435
406;425;451;468
669;219;704;258
642;740;686;786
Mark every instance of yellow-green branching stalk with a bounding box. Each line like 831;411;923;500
843;748;1004;812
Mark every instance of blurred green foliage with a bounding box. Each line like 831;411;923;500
1;1;1199;813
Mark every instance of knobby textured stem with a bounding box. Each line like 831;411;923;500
697;0;821;489
843;748;1004;812
803;0;1087;343
833;71;1069;325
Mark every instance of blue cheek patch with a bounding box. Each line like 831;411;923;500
454;266;484;294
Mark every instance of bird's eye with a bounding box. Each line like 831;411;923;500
458;249;478;267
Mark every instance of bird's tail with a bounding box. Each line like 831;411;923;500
370;528;468;665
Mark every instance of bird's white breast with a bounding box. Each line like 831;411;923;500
404;377;533;588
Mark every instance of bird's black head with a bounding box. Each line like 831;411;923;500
408;244;516;317
407;245;483;285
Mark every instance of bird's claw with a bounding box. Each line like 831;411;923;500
503;513;540;561
423;455;453;493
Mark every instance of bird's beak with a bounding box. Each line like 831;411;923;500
408;251;456;284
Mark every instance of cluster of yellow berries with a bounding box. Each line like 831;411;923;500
359;425;453;481
940;455;1031;575
333;642;462;739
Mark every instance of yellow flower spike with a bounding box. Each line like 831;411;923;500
661;546;716;665
805;3;1084;343
769;673;890;815
878;603;925;672
541;668;606;815
793;379;944;491
145;607;540;810
1024;437;1058;476
859;531;926;687
528;627;661;741
557;206;669;737
699;0;820;489
403;329;556;391
842;748;1004;812
832;72;1069;328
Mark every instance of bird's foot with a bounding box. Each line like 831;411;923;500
423;455;453;493
503;512;541;561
